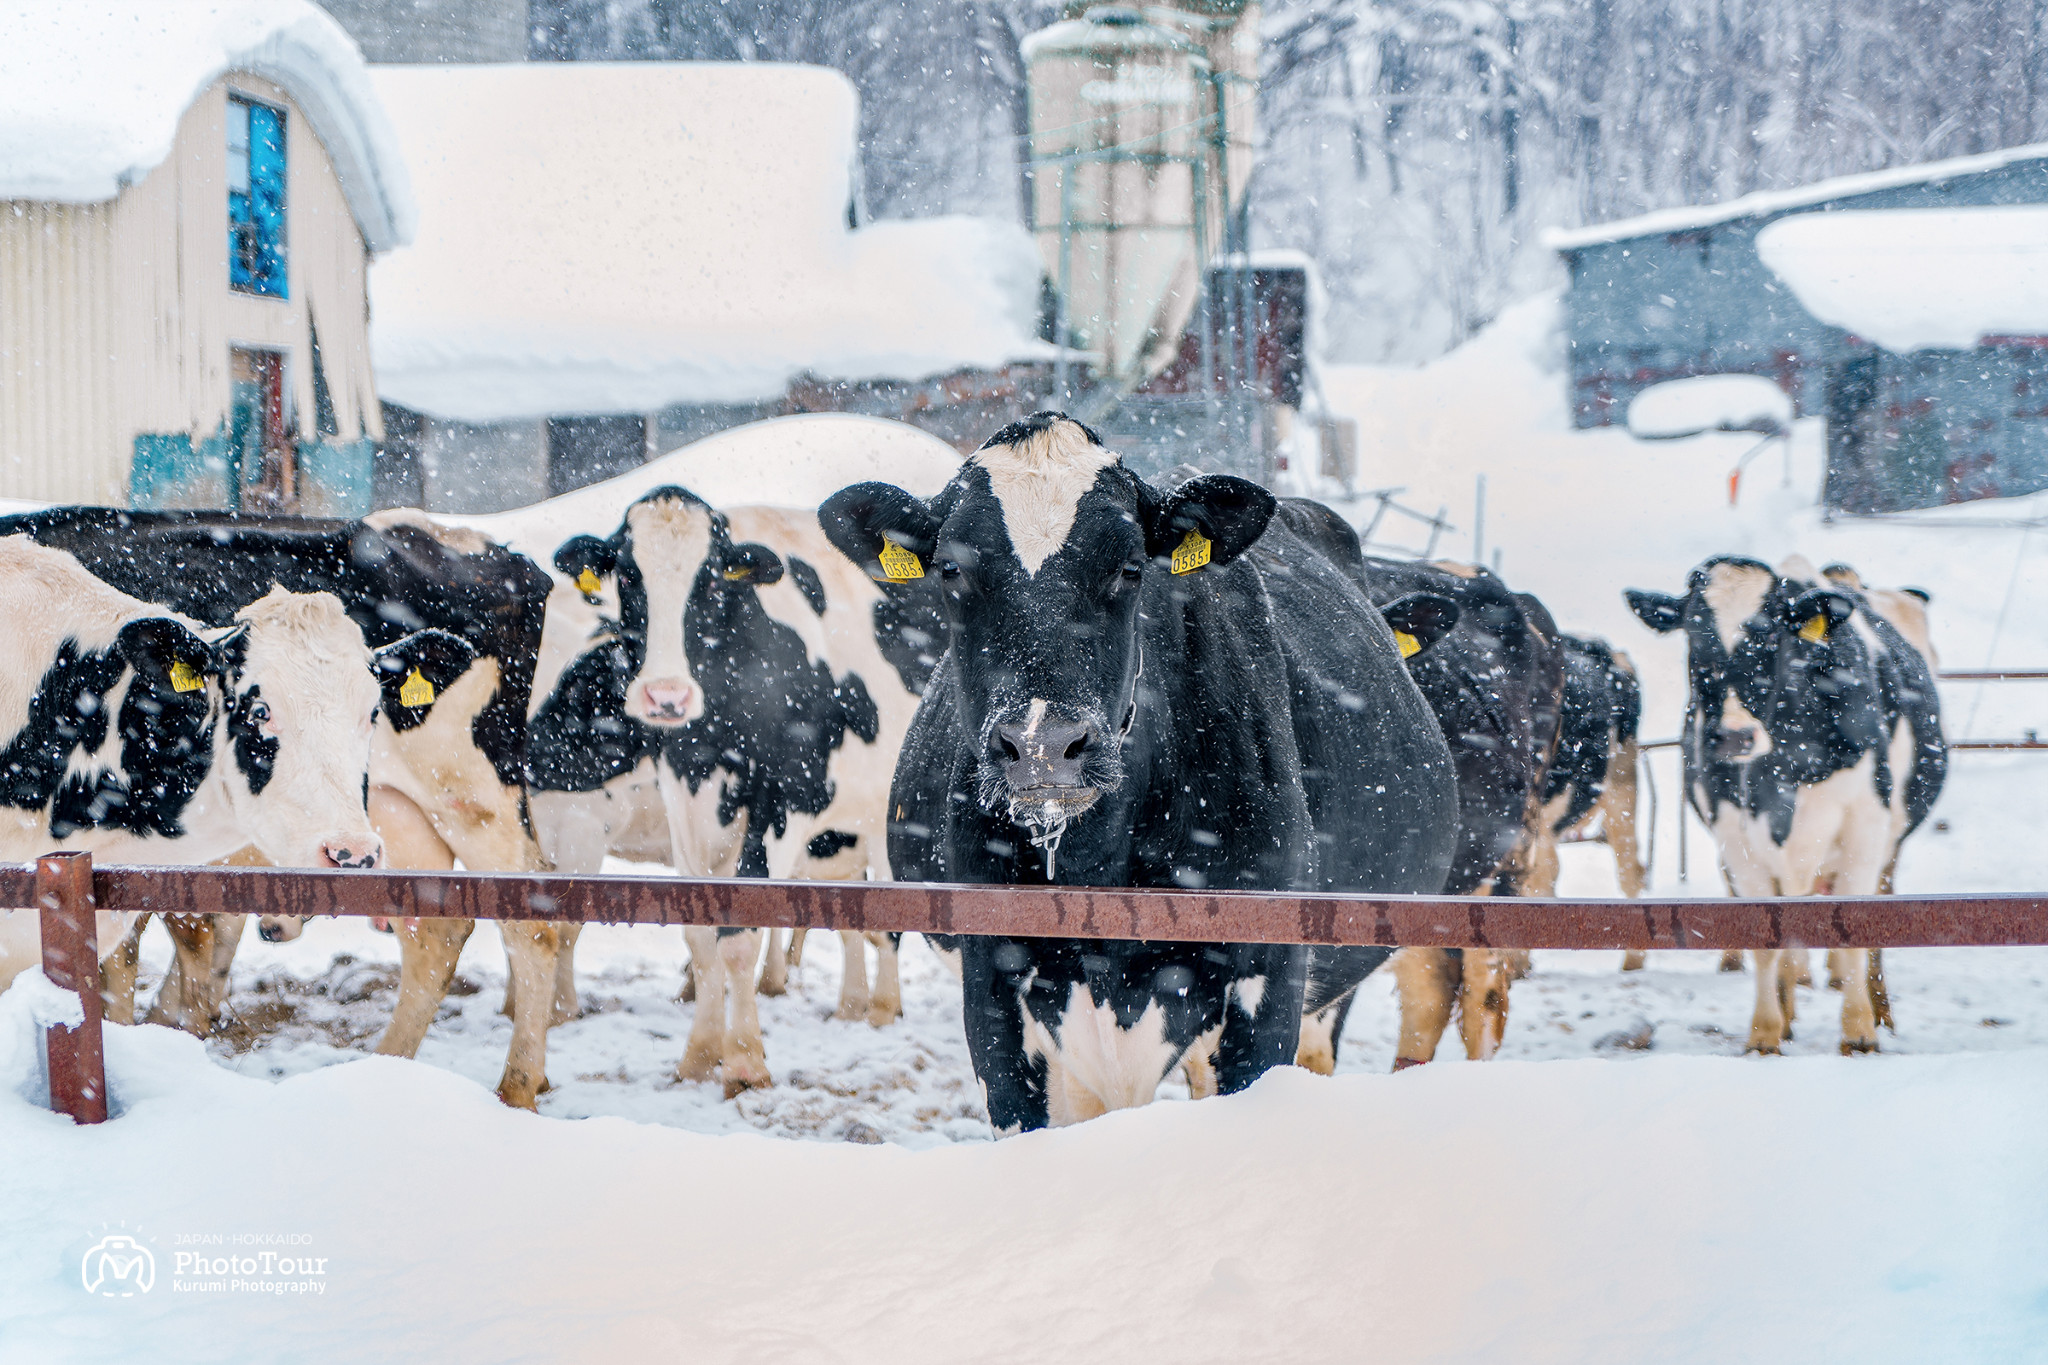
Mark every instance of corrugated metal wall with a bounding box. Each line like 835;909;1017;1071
0;72;380;506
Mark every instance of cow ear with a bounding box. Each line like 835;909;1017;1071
114;617;216;695
554;535;618;595
1380;592;1459;661
720;542;785;586
1139;474;1274;571
373;629;477;715
1781;588;1854;641
819;483;938;583
1625;589;1685;633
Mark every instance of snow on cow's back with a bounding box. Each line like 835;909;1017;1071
445;414;965;565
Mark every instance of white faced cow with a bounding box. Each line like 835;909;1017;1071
1627;554;1945;1053
0;537;465;1027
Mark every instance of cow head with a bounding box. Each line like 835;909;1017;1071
820;412;1274;850
1626;555;1872;769
553;488;783;729
206;588;393;870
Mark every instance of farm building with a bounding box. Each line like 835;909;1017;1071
0;1;412;514
1549;144;2048;511
366;63;1055;513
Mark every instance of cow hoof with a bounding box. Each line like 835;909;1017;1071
757;978;787;998
1392;1056;1427;1072
722;1068;771;1100
1295;1046;1335;1075
676;977;696;1004
1717;955;1744;973
675;1048;721;1084
496;1079;541;1111
1840;1038;1879;1056
865;1004;900;1029
833;1001;870;1023
1744;1041;1781;1056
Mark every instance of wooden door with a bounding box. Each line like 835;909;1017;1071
230;347;293;511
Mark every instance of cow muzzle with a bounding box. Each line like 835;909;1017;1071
633;678;697;726
995;717;1104;815
257;915;304;943
320;838;384;870
1711;726;1757;761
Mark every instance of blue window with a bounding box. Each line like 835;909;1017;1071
227;95;287;297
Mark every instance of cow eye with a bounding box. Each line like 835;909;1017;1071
248;701;270;725
939;560;961;580
1120;561;1143;582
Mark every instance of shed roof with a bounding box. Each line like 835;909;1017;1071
0;0;414;252
1544;142;2048;252
1756;207;2048;353
367;63;1051;424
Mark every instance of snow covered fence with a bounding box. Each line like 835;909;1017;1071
18;849;2048;1125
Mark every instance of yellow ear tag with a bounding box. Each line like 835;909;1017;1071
1170;528;1212;575
1798;615;1829;643
399;667;436;708
877;540;924;581
168;660;203;693
1394;630;1421;659
722;565;751;581
575;568;601;594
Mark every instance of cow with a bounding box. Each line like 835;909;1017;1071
0;506;562;1106
1626;554;1945;1053
0;535;462;1027
1294;558;1564;1074
524;489;938;1094
818;413;1460;1132
1515;635;1649;967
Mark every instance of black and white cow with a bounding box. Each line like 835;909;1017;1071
819;413;1460;1132
525;490;939;1094
0;507;560;1104
1626;554;1945;1053
0;535;463;1028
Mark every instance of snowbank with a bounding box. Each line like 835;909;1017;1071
3;976;2041;1363
1756;207;2048;353
0;0;412;251
1544;141;2048;249
445;412;965;562
367;64;1050;423
1628;374;1792;438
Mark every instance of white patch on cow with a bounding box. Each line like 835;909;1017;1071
1775;553;1820;585
973;418;1118;575
1699;560;1774;651
1234;974;1267;1016
624;495;717;726
1718;688;1774;758
1019;983;1180;1126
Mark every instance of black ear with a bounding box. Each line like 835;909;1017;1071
554;535;618;593
1138;474;1275;571
1380;592;1459;660
373;629;477;717
1781;587;1854;639
114;617;216;695
1625;588;1686;633
819;482;939;583
720;542;785;586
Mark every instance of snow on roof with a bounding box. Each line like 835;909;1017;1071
1755;207;2048;353
1543;142;2048;251
368;64;1051;424
0;1;413;252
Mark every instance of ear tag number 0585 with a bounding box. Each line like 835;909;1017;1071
399;668;437;708
877;540;924;581
168;660;203;693
1171;528;1211;575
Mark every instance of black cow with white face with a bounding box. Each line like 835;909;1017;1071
530;488;936;1094
1626;553;1945;1053
820;413;1460;1132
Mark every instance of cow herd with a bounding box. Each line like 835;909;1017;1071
0;412;1950;1135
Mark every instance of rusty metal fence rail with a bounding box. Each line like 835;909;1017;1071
22;850;2048;1127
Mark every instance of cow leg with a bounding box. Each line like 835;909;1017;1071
1747;949;1788;1053
866;932;902;1027
550;922;582;1025
758;928;790;997
1391;947;1459;1069
1294;992;1352;1076
100;912;150;1026
1621;950;1647;972
496;920;562;1108
1868;948;1893;1031
1458;949;1511;1061
1606;739;1648;897
1184;1023;1225;1097
1719;950;1746;973
149;915;221;1035
787;928;809;972
1500;949;1533;982
1214;945;1308;1095
717;929;770;1097
1791;948;1814;989
1777;949;1800;1038
1837;947;1879;1054
1826;948;1851;990
834;930;871;1022
676;926;727;1083
961;939;1049;1134
376;918;474;1059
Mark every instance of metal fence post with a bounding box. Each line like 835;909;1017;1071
37;851;106;1124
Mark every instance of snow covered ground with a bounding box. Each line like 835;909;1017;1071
8;293;2048;1359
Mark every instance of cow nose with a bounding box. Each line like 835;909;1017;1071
256;916;299;943
639;679;695;721
996;719;1100;792
321;838;383;870
1712;727;1756;761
